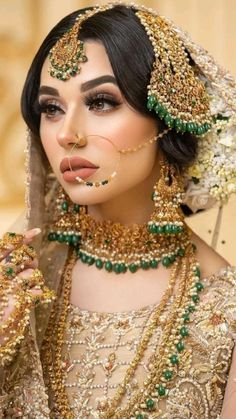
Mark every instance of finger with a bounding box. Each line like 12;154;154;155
0;228;41;262
17;268;35;278
23;228;42;245
29;289;43;296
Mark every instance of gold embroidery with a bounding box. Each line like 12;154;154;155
47;267;236;419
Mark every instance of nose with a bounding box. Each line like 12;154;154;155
56;116;87;149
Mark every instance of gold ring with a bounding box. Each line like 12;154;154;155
0;232;24;255
10;244;37;266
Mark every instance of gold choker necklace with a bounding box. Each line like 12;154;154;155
48;197;192;274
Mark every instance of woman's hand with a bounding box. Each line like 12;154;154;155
0;228;55;365
0;228;42;323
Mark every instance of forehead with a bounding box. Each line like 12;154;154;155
40;40;114;85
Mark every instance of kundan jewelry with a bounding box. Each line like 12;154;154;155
41;243;204;418
48;155;190;273
0;235;55;367
48;2;212;137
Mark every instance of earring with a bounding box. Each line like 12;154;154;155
47;185;84;246
148;158;185;235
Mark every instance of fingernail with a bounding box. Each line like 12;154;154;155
31;228;42;237
27;228;42;238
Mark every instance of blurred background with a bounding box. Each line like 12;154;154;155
0;0;236;264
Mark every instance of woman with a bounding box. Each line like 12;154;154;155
1;3;236;418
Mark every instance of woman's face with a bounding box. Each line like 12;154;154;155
39;40;158;205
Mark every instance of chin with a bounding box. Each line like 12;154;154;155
63;182;120;206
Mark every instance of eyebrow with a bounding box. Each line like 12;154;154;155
81;75;117;92
38;75;117;97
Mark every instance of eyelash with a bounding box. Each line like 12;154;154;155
35;91;121;119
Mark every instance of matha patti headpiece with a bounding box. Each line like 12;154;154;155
48;2;212;136
48;4;113;81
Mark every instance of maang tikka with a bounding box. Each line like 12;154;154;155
48;3;213;137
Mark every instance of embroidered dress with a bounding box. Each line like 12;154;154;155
1;266;233;418
48;266;235;418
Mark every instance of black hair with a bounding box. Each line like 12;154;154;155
21;5;198;171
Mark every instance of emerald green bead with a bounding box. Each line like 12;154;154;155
101;180;109;185
141;260;149;270
114;263;122;274
146;398;155;410
164;224;173;234
157;384;166;396
120;263;127;273
194;267;201;278
180;326;189;337
174;118;183;132
177;248;185;257
64;235;71;244
162;256;171;267
81;253;87;263
105;261;113;272
187;304;196;313
186;122;194;133
129;263;138;273
73;204;80;213
58;233;65;243
172;225;179;234
6;267;14;276
158;108;167;119
195;281;204;292
95;259;103;269
48;232;57;241
136;415;144;419
61;201;68;212
192;294;199;303
196;126;201;135
87;256;95;266
155;102;162;113
148;224;155;233
150;259;158;269
176;341;185;352
181;122;187;132
163;370;173;380
8;232;16;237
182;313;190;323
71;235;80;246
164;114;174;128
170;354;179;365
169;254;176;263
147;95;156;110
156;225;165;234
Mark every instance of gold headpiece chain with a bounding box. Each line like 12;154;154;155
48;2;212;137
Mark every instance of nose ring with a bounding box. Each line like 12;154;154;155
75;134;87;147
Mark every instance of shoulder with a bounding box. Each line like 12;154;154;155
190;230;231;279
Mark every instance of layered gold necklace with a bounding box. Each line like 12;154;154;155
41;240;203;418
48;187;191;274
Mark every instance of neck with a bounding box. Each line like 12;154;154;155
87;161;160;225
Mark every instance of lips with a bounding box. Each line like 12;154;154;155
60;156;99;182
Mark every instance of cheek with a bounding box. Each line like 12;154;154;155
40;124;60;170
101;110;157;150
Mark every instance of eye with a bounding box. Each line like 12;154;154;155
35;100;64;119
85;92;121;113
